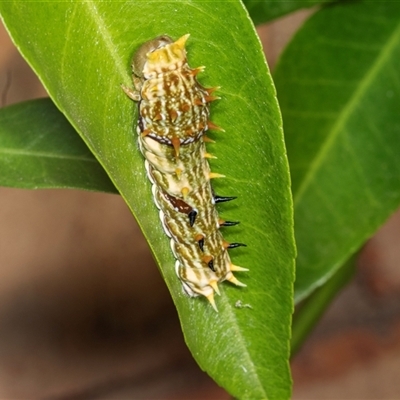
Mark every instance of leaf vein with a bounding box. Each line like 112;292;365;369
294;20;400;206
0;147;97;163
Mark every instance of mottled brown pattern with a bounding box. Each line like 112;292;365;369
123;34;247;311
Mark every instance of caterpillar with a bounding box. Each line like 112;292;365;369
123;34;247;311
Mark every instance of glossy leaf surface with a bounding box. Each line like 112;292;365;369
0;98;116;192
274;1;400;302
0;2;295;399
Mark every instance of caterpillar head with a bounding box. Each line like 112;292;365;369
134;34;190;79
132;35;174;77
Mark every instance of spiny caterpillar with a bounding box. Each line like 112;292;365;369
123;34;247;311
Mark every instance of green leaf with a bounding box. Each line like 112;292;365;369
274;1;400;303
0;98;117;192
0;1;295;399
242;0;336;25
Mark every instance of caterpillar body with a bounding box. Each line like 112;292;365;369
123;34;247;311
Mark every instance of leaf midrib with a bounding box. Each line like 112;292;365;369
0;147;97;162
293;19;400;206
221;296;268;399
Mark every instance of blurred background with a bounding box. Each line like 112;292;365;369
1;9;400;399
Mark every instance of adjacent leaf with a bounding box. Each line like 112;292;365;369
0;1;295;398
274;1;400;303
243;0;335;25
0;98;117;192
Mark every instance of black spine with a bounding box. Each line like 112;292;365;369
214;195;237;204
227;242;247;249
207;259;215;271
188;210;197;227
220;220;240;227
198;237;204;252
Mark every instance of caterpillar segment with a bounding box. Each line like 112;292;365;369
123;34;246;311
